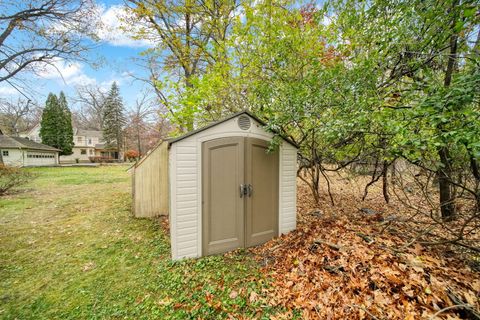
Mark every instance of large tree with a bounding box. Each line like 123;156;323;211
125;0;239;130
73;84;107;130
39;92;74;155
0;0;99;93
324;0;480;219
0;98;37;136
39;93;61;149
125;90;156;155
102;82;126;158
58;91;74;155
176;0;480;222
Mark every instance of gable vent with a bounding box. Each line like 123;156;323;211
238;115;251;130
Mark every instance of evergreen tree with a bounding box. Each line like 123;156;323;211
39;92;74;156
102;82;126;158
58;91;74;155
39;93;61;149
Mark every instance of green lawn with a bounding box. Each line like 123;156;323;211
0;166;280;319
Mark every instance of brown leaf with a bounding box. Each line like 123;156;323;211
229;290;238;299
82;261;95;272
249;291;258;303
412;243;423;256
205;292;214;303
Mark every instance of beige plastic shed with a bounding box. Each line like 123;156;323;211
132;111;298;260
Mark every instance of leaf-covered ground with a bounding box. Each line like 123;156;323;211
1;166;478;319
0;167;283;319
251;176;480;319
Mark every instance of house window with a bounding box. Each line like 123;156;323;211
80;149;87;155
2;150;9;157
77;137;83;143
88;138;92;145
89;149;94;155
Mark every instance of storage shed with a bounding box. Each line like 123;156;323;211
132;111;298;260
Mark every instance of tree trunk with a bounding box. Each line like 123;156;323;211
438;147;455;220
382;161;390;204
469;152;480;211
437;0;459;221
304;165;321;205
136;125;142;156
183;0;195;132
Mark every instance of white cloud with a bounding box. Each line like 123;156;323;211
66;73;97;87
37;58;82;80
36;57;96;87
99;76;128;91
0;85;19;96
98;5;154;48
100;78;121;90
100;68;140;90
49;3;153;48
121;71;134;78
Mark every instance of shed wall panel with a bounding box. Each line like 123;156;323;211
170;142;199;259
279;144;297;234
132;141;169;217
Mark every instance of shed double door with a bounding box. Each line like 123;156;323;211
202;137;279;255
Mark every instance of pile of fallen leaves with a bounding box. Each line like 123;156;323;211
251;181;480;319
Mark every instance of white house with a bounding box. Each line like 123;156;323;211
23;125;120;163
0;134;60;167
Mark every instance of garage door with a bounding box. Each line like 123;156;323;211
202;137;278;256
25;152;56;166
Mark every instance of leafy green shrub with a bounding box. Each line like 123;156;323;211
0;165;35;195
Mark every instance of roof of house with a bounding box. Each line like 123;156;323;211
0;135;61;152
167;110;299;148
76;128;103;138
24;124;103;139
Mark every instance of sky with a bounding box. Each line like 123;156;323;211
0;0;152;110
1;0;330;111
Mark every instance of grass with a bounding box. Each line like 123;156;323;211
0;166;280;319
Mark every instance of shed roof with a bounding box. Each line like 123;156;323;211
0;135;61;152
168;111;299;148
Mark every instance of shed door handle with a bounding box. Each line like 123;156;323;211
247;184;253;197
239;184;247;198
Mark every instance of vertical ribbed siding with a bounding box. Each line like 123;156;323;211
170;115;298;260
174;143;199;258
280;145;297;234
133;142;169;218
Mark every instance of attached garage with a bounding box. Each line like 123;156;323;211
132;111;298;260
0;134;60;167
25;151;58;166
